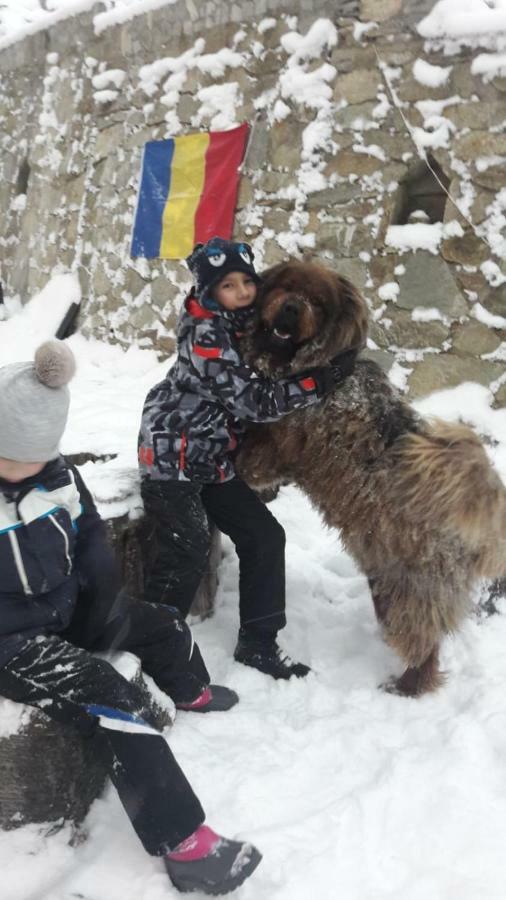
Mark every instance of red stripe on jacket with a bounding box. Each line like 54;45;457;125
187;297;214;319
193;345;223;359
139;445;154;466
179;432;187;472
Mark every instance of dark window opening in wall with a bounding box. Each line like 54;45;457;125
392;155;450;225
16;158;30;195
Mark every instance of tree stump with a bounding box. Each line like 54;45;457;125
107;513;222;620
0;652;174;831
65;453;223;619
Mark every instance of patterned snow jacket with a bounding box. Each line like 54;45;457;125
0;457;118;668
138;293;323;484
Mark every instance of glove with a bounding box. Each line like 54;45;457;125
311;348;358;397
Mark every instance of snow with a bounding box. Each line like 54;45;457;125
3;482;506;899
412;58;452;86
412;306;448;323
378;281;399;302
94;0;178;34
279;62;336;111
0;700;31;739
280;18;338;62
91;69;127;91
93;89;120;105
196;49;246;78
481;259;506;287
472;50;506;80
352;142;386;161
418;0;506;44
193;83;242;132
388;360;413;391
471;301;506;330
272;99;291;122
138;42;205;97
411;115;455;150
414;382;506;473
0;265;505;899
353;20;379;42
385;221;464;254
0;1;506;897
257;18;277;35
476;154;506;172
0;274;81;357
0;0;180;49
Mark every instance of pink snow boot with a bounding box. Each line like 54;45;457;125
165;825;262;895
175;684;239;713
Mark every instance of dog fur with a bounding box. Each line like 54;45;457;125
237;259;506;696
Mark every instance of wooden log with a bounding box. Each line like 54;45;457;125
107;513;222;620
0;652;174;831
0;705;106;830
65;454;223;618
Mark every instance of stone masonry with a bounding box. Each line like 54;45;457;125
0;0;505;403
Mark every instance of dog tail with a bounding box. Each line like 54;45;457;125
394;420;506;577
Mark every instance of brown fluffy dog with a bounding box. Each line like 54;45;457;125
237;259;506;696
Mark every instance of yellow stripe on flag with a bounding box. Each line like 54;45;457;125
160;132;210;259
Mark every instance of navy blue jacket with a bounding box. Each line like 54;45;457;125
139;294;322;483
0;457;118;668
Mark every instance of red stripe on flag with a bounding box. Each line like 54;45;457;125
194;123;249;244
193;345;223;359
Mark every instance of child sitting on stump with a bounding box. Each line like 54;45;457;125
0;340;261;896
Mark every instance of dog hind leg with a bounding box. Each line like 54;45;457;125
368;577;446;697
382;648;445;697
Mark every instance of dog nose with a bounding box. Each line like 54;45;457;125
281;301;300;324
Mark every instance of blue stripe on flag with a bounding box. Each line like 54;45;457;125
131;139;175;258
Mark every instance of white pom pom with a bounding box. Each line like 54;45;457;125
34;340;76;388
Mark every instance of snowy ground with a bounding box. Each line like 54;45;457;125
1;0;506;894
2;489;506;900
1;276;506;900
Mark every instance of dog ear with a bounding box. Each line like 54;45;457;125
333;274;369;351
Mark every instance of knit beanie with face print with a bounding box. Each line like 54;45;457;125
185;236;261;310
0;340;76;463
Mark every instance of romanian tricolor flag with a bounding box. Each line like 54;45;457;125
131;123;249;259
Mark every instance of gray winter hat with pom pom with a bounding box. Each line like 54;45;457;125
0;340;76;462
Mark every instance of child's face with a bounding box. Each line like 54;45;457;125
0;458;46;482
212;271;257;311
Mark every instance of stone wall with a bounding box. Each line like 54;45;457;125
0;0;504;402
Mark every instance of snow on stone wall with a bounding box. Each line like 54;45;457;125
0;0;505;403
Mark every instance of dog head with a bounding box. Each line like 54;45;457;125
243;259;369;375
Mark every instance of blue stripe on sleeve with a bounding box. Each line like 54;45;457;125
0;506;62;534
84;703;159;735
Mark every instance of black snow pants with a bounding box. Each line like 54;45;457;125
0;595;209;854
141;477;286;639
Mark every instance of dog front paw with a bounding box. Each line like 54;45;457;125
379;675;411;697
